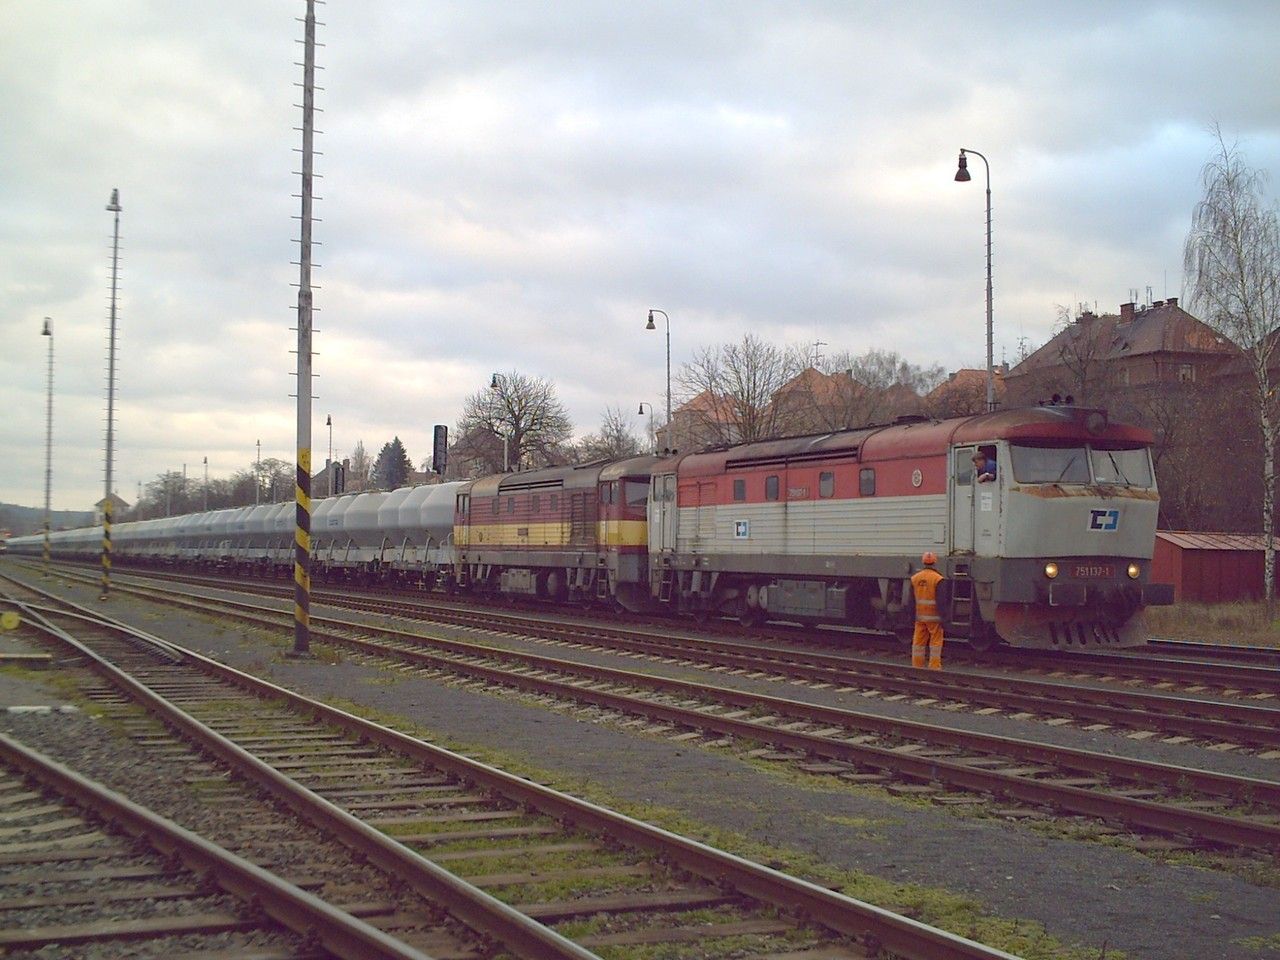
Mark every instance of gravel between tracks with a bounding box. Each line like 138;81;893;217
8;570;1280;960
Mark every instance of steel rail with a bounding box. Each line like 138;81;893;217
49;563;1280;745
0;732;432;960
2;576;1023;960
24;558;1280;691
29;573;1280;852
313;591;1280;747
2;590;600;960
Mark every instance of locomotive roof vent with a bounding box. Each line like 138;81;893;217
893;414;929;425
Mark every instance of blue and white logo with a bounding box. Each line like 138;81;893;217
1088;508;1119;532
734;520;750;539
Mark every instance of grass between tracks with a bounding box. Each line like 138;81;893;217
329;695;1126;960
1145;601;1280;647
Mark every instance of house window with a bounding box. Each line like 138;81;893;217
819;471;834;498
733;478;746;501
1178;364;1195;383
860;468;876;496
765;475;780;501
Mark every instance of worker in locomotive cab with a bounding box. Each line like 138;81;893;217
910;552;948;670
972;448;996;483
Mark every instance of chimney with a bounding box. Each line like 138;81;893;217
1120;302;1135;321
1166;296;1178;308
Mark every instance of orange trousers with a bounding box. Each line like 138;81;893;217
912;621;944;670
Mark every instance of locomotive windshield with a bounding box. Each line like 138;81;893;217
1089;447;1153;487
1010;445;1090;483
1010;443;1153;486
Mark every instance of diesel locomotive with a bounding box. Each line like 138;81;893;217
10;405;1174;650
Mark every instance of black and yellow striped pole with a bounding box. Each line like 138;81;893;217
100;499;112;599
291;0;318;655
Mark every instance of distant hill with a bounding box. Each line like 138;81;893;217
0;503;95;538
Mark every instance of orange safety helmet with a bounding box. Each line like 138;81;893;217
921;551;938;566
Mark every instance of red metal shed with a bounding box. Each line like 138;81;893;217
1151;531;1280;602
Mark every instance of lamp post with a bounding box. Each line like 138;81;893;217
954;149;995;412
489;373;510;471
41;318;53;577
645;309;671;428
255;439;261;505
203;456;209;510
638;401;656;454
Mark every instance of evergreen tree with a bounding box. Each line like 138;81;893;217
371;437;413;490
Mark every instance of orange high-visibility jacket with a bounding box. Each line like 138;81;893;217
910;568;945;623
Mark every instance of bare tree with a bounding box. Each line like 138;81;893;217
788;349;941;429
454;370;574;475
674;334;801;447
577;405;643;461
1184;128;1280;602
348;441;372;485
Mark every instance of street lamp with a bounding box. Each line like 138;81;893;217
41;318;53;576
638;401;656;454
489;373;510;471
645;309;671;427
255;439;261;505
203;456;209;510
954;148;995;412
325;414;333;495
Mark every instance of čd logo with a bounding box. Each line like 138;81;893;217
1088;509;1119;531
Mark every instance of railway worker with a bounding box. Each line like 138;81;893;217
972;449;997;483
910;552;948;670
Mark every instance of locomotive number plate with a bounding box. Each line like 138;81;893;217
1073;563;1114;579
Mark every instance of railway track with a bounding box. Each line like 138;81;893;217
47;563;1280;753
0;576;1019;960
0;731;435;959
41;558;1280;694
20;566;1280;859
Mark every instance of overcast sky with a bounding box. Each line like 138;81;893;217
3;1;1278;511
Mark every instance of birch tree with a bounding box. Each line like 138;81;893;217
1183;128;1280;603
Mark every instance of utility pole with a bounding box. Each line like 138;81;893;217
41;318;53;578
203;456;209;510
290;0;319;656
101;188;122;600
256;439;261;505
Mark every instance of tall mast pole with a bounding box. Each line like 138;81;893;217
102;188;121;600
42;318;53;577
292;0;317;654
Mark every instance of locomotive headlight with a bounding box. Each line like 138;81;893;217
1044;562;1059;579
1127;562;1140;579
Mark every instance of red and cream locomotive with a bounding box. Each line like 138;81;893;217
454;404;1173;649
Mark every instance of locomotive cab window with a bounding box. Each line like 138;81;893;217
1010;445;1090;484
819;471;834;498
625;480;648;508
1090;447;1153;487
765;475;780;501
859;468;876;496
733;478;746;501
